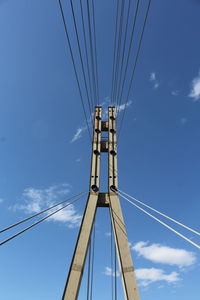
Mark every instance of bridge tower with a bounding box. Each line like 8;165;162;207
62;106;140;300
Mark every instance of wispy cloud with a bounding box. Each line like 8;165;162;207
188;70;200;101
135;268;180;287
132;241;196;267
71;126;87;143
149;72;159;89
116;100;132;114
180;117;187;126
10;184;82;227
104;267;120;277
75;158;81;163
0;198;4;204
171;90;180;96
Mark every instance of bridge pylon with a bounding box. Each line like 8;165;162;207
62;106;140;300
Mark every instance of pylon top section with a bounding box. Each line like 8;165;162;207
90;106;118;195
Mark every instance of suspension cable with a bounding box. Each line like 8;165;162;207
116;0;131;107
112;0;125;107
57;0;92;141
0;192;86;234
114;246;117;300
119;192;200;250
111;0;120;105
91;0;99;106
70;0;93;116
119;189;200;236
80;0;94;110
118;0;152;138
86;0;98;107
0;194;84;246
116;0;140;110
111;219;114;300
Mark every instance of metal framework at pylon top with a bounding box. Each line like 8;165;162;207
62;106;140;300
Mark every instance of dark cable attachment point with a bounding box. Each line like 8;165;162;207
110;128;116;134
91;185;99;192
110;150;117;156
110;185;118;192
94;150;100;155
95;128;101;134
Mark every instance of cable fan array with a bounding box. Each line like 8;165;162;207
57;0;152;141
58;0;100;142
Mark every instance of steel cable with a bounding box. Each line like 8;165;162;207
91;0;100;106
116;0;140;112
119;189;200;236
86;0;98;107
111;219;114;300
0;192;86;234
80;0;94;110
111;0;120;105
118;0;152;138
0;194;84;246
112;0;126;107
70;0;93;116
119;191;200;250
57;0;92;141
114;246;117;300
116;0;131;106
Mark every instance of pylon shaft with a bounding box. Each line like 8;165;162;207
108;107;140;300
62;107;102;300
62;107;140;300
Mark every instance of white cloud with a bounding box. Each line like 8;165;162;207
11;184;81;227
47;203;82;227
180;117;187;125
189;71;200;101
150;72;156;81
0;198;4;203
100;97;110;119
135;268;180;287
71;126;87;143
132;241;196;267
101;99;132;119
149;72;159;89
104;267;120;277
171;90;179;96
104;265;180;287
116;100;132;114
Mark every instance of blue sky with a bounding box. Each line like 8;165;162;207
0;0;200;299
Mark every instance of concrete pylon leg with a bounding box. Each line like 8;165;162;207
62;106;140;300
62;107;102;300
108;107;140;300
